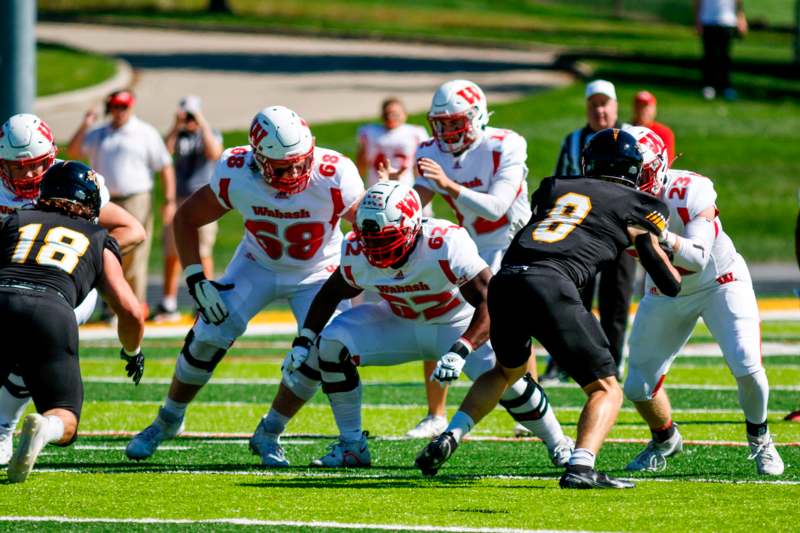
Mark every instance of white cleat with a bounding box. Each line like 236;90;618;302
125;408;184;461
249;420;289;467
310;432;371;468
405;415;447;439
626;428;683;472
748;434;784;476
7;414;48;483
513;422;532;438
548;436;575;467
0;424;14;466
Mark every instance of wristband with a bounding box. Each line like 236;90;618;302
449;337;474;358
123;346;142;356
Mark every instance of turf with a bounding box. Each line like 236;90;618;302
37;43;117;97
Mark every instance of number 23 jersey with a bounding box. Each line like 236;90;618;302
210;145;365;273
340;218;488;324
503;176;669;288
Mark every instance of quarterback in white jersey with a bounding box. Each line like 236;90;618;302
0;114;145;466
248;181;571;469
125;106;364;462
623;126;783;476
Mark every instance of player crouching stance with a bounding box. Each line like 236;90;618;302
417;129;683;488
623;127;783;476
266;181;571;467
1;162;145;483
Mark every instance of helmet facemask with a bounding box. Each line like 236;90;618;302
253;143;315;195
428;112;478;154
0;148;57;200
356;218;419;268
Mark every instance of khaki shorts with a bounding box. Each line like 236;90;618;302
163;196;218;259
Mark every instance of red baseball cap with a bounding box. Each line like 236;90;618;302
107;90;135;108
634;91;656;105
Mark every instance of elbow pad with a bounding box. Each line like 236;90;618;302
635;233;681;297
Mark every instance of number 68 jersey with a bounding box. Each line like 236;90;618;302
339;218;489;325
210;145;365;273
503;176;669;288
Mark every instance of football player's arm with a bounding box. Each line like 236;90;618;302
660;206;716;271
629;227;682;297
301;268;362;335
454;176;522;221
456;267;493;348
174;185;229;267
98;248;144;353
97;202;146;254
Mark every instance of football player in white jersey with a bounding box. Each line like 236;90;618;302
0;113;145;465
249;181;572;468
623;126;783;476
125;106;364;460
409;79;538;439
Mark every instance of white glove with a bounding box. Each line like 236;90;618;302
185;264;234;326
430;338;473;387
281;329;317;386
658;228;678;250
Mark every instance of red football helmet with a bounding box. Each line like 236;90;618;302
0;114;57;199
355;181;422;268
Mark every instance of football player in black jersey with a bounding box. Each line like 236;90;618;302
416;129;682;489
0;161;145;483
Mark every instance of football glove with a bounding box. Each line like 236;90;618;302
430;338;472;386
120;348;145;386
281;329;318;387
185;264;234;326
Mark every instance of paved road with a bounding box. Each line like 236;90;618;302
35;22;571;140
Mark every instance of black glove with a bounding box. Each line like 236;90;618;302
120;349;145;386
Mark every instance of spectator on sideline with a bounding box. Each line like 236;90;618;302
152;96;223;322
695;0;747;101
546;79;635;383
67;89;176;311
631;91;675;163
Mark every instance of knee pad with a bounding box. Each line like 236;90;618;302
3;373;30;399
317;337;359;394
499;373;549;421
282;347;322;402
623;365;661;402
174;330;229;386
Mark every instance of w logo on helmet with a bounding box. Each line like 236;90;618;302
456;86;482;105
249;120;268;146
37;122;54;143
396;191;420;218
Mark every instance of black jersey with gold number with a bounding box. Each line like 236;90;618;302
502;176;669;287
0;210;121;307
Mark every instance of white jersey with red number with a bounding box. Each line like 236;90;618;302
209;145;364;273
645;168;741;295
340;218;488;325
0;159;111;220
358;123;428;188
414;127;531;250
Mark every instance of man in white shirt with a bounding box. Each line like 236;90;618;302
694;0;748;101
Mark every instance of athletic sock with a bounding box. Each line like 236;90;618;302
651;420;676;443
567;447;596;469
736;370;769;426
328;386;363;443
162;397;188;422
519;409;565;449
161;296;178;312
446;411;474;443
43;415;65;444
260;409;290;440
0;384;30;432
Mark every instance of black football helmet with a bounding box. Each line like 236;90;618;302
38;160;101;220
581;128;644;187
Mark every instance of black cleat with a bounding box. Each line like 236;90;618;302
415;431;458;476
559;467;635;489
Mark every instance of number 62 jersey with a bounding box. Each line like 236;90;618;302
210;145;365;273
502;176;669;288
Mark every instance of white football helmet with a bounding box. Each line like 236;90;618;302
0;113;57;199
355;181;422;268
628;126;669;196
249;106;314;194
428;79;489;154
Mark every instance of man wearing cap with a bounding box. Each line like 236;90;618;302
67;90;176;309
547;79;635;382
152;96;224;322
632;91;675;163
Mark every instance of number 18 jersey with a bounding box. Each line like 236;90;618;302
340;218;488;324
210;145;365;273
503;176;669;288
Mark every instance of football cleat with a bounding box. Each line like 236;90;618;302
310;431;371;468
559;467;635;489
0;423;14;465
405;415;448;439
512;422;532;438
7;414;48;483
548;436;575;468
125;408;184;461
626;428;683;472
784;410;800;422
249;419;289;467
415;431;458;477
748;434;784;476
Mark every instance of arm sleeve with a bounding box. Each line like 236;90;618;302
671;216;715;271
446;227;490;285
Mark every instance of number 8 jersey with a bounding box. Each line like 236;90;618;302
503;176;669;289
210;145;365;273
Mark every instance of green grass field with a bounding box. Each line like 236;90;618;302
2;319;800;532
37;43;117;97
